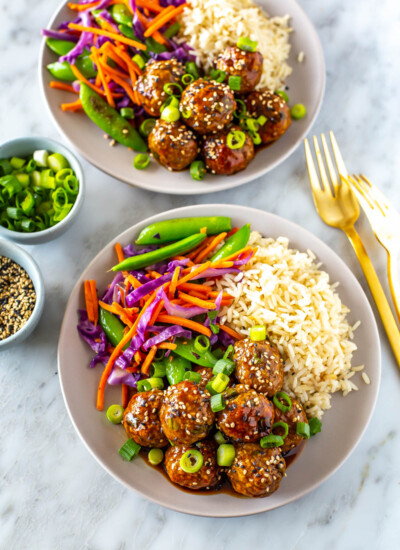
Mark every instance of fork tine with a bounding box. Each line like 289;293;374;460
360;174;391;212
329;131;349;179
304;138;324;197
347;175;378;218
313;135;333;196
350;175;376;210
321;133;339;195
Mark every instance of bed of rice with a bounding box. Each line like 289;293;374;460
214;232;363;419
177;0;292;91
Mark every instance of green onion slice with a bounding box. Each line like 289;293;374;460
209;372;229;394
212;358;235;376
249;131;262;145
106;404;124;424
149;361;167;378
209;69;226;83
119;439;141;461
233;99;247;119
180;449;203;473
139;118;157;137
148;448;164;465
260;434;284;448
194;335;210;355
183;371;202;384
160;105;180;122
236;36;258;52
214;430;227;445
250;325;266;341
226;130;246;150
181;73;194;86
120;107;134;119
275;90;289;103
137;377;163;391
163;82;183;96
190;160;206;181
228;75;241;91
217;444;235;467
244;118;260;132
309;417;322;436
273;391;292;413
47;153;70;172
185;61;200;79
290;103;307;120
132;53;145;69
296;421;310;439
272;421;289;439
211;393;226;413
223;344;234;361
134;154;150;170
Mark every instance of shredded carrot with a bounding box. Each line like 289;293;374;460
146;4;175;26
115;242;125;263
126;365;139;373
90;280;98;325
98;57;129;80
176;261;211;287
122;383;129;407
178;282;211;295
69;63;107;96
156;314;212;337
137;0;164;13
144;4;187;37
50;81;76;93
127;275;142;289
98;300;118;314
91;47;115;107
68;23;147;50
112;303;134;326
194;232;227;263
169;266;180;299
209;291;233;299
114;45;143;76
158;342;177;350
148;271;162;279
97;292;156;410
149;298;165;326
211;246;254;265
217;324;245;340
84;280;94;322
61;99;83;112
186;237;213;260
141;346;157;374
101;42;129;71
226;227;239;238
135;8;169;46
178;291;217;310
67;1;101;11
108;72;137;104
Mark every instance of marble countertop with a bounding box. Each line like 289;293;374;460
1;0;399;548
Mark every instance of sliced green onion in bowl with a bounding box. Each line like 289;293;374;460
190;160;206;181
226;130;246;150
180;449;203;473
260;434;284;448
296;421;310;439
275;90;290;103
33;149;49;168
309;417;322;436
273;391;292;413
217;444;235;467
228;75;241;91
236;36;258;52
119;439;141;461
134;154;150;170
139;118;157;137
211;393;226;412
272;421;289;439
291;103;307;120
106;404;124;424
10;157;25;170
214;430;227;445
148;448;164;465
161;105;180;122
194;335;210;354
47;152;70;172
250;325;266;341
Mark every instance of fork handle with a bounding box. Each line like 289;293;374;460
345;226;400;367
387;246;400;324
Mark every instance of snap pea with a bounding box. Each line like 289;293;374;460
136;216;232;245
173;338;218;368
46;38;75;56
112;233;206;272
80;83;147;152
47;52;96;81
210;223;251;261
99;307;129;349
165;356;191;385
110;3;133;26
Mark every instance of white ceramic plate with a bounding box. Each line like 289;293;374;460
39;0;325;195
58;205;380;517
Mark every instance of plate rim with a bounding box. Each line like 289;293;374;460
39;0;326;195
57;204;381;517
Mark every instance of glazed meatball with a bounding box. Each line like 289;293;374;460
228;443;286;497
193;366;214;390
123;389;168;448
245;90;291;144
164;439;222;490
135;59;185;117
234;338;284;397
216;389;274;442
179;79;236;134
274;397;308;453
148;120;198;171
202;125;254;175
215;46;263;93
160;380;215;445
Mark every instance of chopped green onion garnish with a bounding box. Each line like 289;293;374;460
296;422;310;439
134;154;150;170
228;75;241;91
272;421;289;439
10;157;25;170
250;325;266;341
185;61;200;80
160;105;180;122
223;344;234;361
273;391;292;413
309;417;322;436
183;371;202;384
260;434;284;448
249;131;262;145
209;372;229;394
0;159;12;176
226;130;246;150
148;448;164;465
275;90;289;103
47;153;70;172
236;36;258;52
211;393;226;412
137;377;163;391
180;449;203;473
181;106;192;119
163;82;183;96
257;115;267;126
194;335;210;354
119;439;141;461
214;430;227;445
106;404;124;424
139;118;157;137
149;361;167;378
212;358;235;376
244;118;259;132
217;444;235;467
132;54;145;69
291;103;307;120
233;100;247;120
209;69;226;83
15;173;30;188
190;160;206;181
181;73;194;86
120;107;134;119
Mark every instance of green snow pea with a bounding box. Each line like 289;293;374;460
136;216;232;245
47;51;96;81
165;356;191;386
173;338;218;368
110;3;133;26
99;307;129;350
79;83;147;152
210;223;251;261
46;38;75;56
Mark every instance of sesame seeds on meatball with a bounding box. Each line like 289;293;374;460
148;120;199;171
215;46;263;93
123;389;168;448
245;90;291;144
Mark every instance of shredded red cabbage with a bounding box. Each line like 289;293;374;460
143;325;192;350
90;352;110;368
233;251;254;266
101;272;124;304
42;29;79;42
60;12;94;64
126;272;172;307
77;310;107;353
219;329;235;348
160;289;208;319
108;367;140;387
191;267;241;280
98;10;120;33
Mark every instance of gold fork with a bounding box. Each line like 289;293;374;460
304;131;400;367
348;174;400;323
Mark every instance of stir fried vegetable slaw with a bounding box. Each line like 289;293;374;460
77;219;254;410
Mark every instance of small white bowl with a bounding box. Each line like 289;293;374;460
0;239;45;350
0;136;85;244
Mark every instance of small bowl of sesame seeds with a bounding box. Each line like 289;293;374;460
0;238;45;350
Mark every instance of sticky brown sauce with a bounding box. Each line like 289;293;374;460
140;440;306;498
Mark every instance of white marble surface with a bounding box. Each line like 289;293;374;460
1;0;400;548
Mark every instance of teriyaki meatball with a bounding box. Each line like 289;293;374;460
215;46;263;93
148;120;199;171
274;396;309;453
202;125;254;175
245;90;291;144
123;389;168;448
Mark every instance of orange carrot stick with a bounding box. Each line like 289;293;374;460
61;99;83;111
169;266;180;299
84;280;94;322
50;81;77;93
91;47;115;107
158;342;177;350
149;298;165;326
194;232;227;263
176;261;211;287
122;383;129;407
141;346;157;374
101;42;129;71
144;4;187;37
178;282;211;295
178;291;217;310
113;45;143;75
98;300;119;314
68;23;147;50
108;73;137;104
90;280;98;325
217;324;245;340
67;1;101;11
211;246;254;265
98;57;129;80
156;314;212;337
69;64;107;96
115;242;125;263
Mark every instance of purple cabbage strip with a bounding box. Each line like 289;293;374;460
101;271;124;304
129;270;151;284
42;29;79;42
160;289;208;319
128;0;137;13
132;13;146;41
219;329;235;348
90;352;110;368
233;251;254;266
108;368;141;388
97;0;114;9
77;310;107;354
143;325;192;350
123;243;158;257
59;12;93;63
167;258;190;272
191;267;241;280
58;16;82;31
98;10;120;33
125;272;173;307
116;96;132;109
97;35;113;48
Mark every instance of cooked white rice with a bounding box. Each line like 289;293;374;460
177;0;292;91
214;232;363;419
